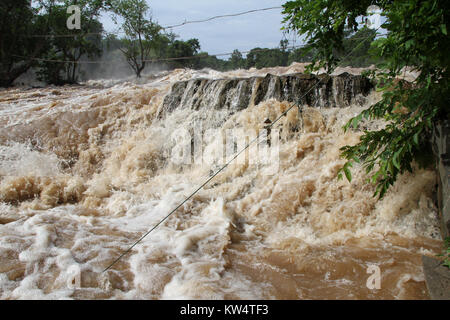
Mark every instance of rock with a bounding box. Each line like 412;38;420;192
159;72;374;117
422;255;450;300
432;119;450;238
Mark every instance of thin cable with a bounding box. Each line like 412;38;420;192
27;7;282;38
11;43;306;65
101;29;378;273
28;31;110;38
163;6;282;29
102;141;255;273
13;31;380;65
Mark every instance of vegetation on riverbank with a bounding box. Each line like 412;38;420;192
283;0;449;198
1;0;381;86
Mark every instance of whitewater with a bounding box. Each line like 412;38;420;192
0;64;442;299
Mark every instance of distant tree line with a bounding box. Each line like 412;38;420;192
0;0;382;87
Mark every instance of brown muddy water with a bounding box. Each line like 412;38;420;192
0;65;442;299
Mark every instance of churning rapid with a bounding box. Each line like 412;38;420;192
0;64;442;300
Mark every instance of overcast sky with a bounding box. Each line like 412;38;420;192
101;0;292;57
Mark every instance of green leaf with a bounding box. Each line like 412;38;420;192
413;132;420;146
283;0;449;200
393;150;402;170
344;168;352;182
352;116;360;129
343;164;352;182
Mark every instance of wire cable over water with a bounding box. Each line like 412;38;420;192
163;6;283;29
12;43;303;65
11;33;379;65
27;7;283;38
102;29;379;273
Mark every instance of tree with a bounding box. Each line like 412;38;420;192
339;28;380;67
280;39;289;52
230;49;244;69
112;0;162;78
165;38;201;69
194;52;228;71
246;47;289;69
0;0;107;86
283;0;450;198
37;1;104;85
0;1;49;86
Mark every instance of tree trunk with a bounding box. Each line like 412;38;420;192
0;62;32;87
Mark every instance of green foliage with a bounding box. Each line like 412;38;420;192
443;237;450;268
341;78;438;198
285;28;381;68
108;0;201;75
164;38;201;69
437;237;450;269
246;45;289;69
0;1;48;86
0;0;106;86
283;0;450;198
339;28;381;67
111;0;161;77
282;0;373;72
287;44;317;65
2;0;389;86
37;1;104;85
445;237;450;268
230;49;245;69
192;52;228;71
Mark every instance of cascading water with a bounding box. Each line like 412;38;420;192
0;64;442;299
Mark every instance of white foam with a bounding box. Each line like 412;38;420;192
0;67;442;300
